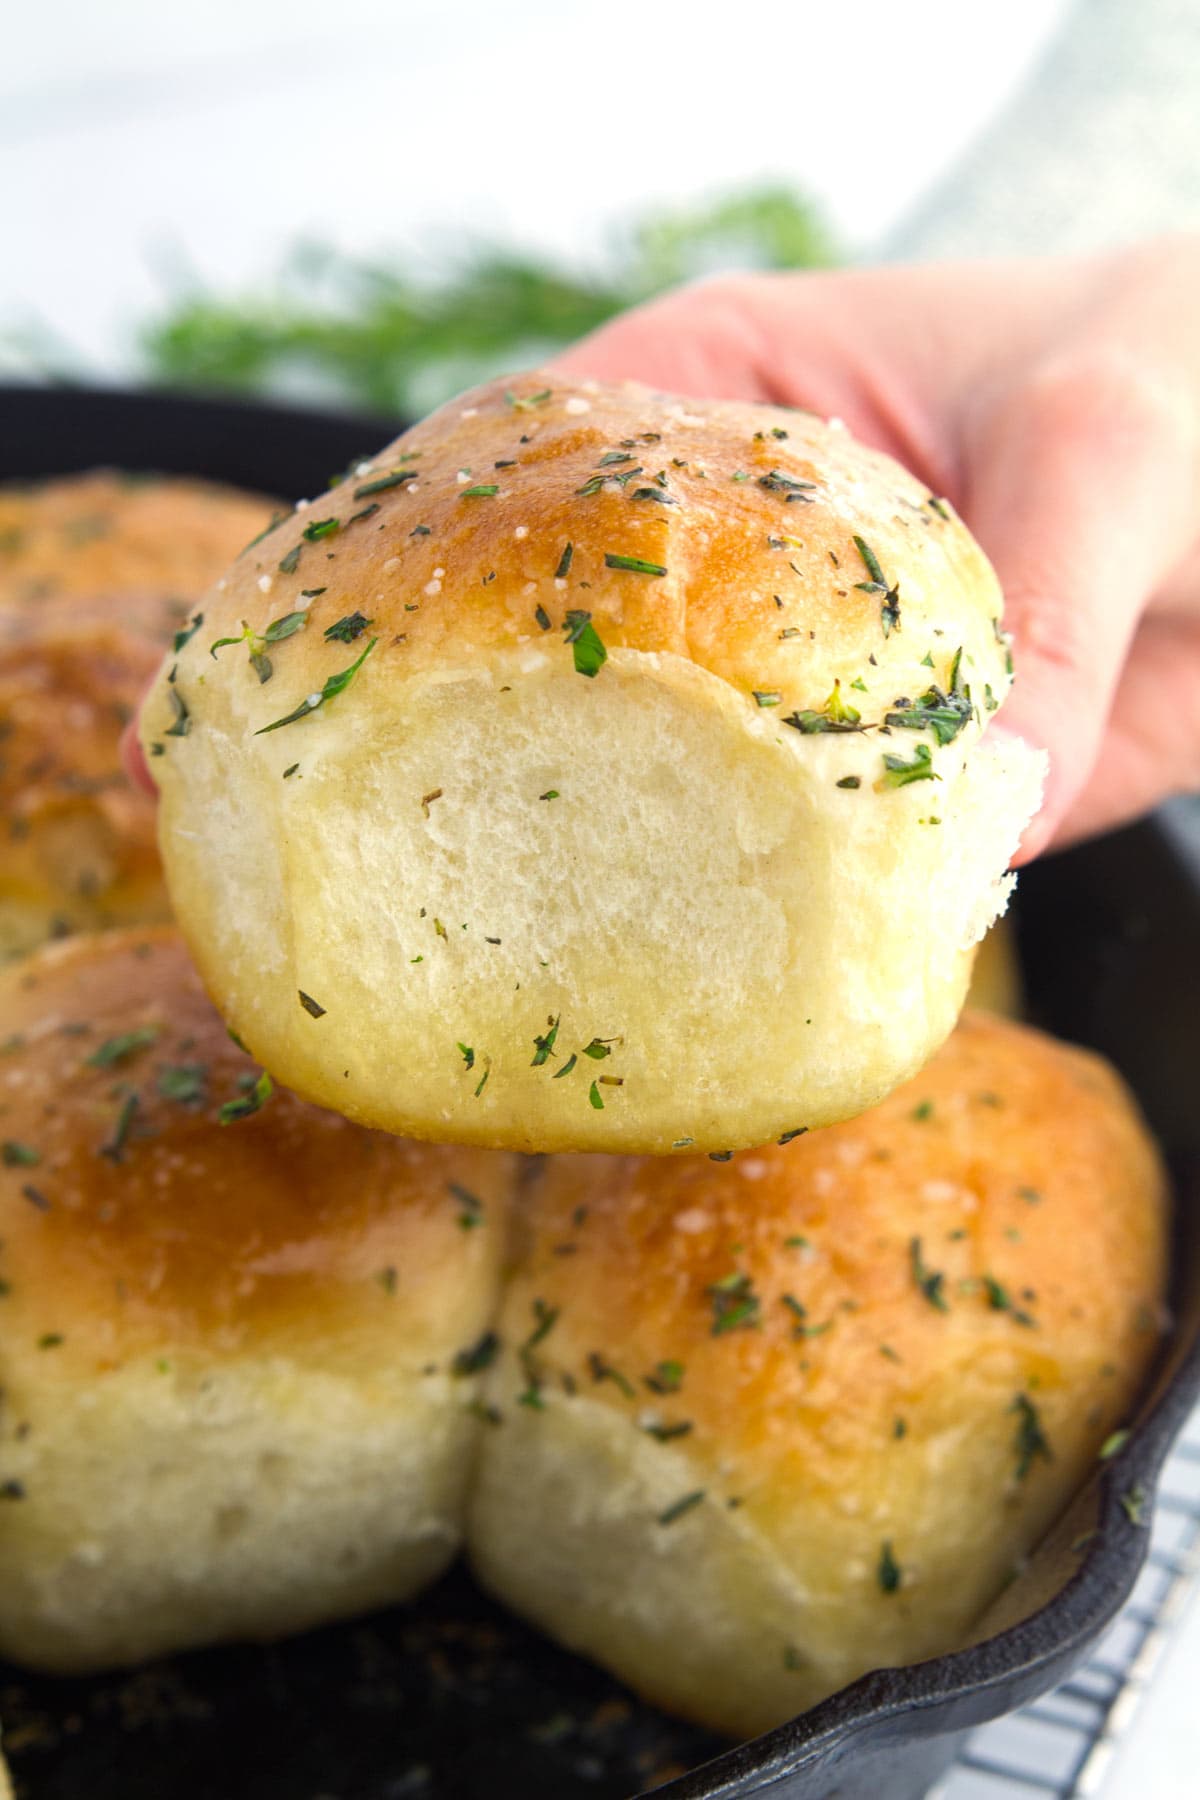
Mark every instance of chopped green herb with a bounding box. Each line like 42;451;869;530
880;744;939;788
783;680;863;734
644;1360;684;1394
885;685;973;746
218;1070;273;1125
354;469;419;498
581;1038;616;1060
603;553;667;577
707;1271;761;1335
457;1043;475;1071
554;542;574;581
910;1237;949;1312
539;789;559;801
630;486;677;505
658;1489;706;1526
461;484;500;499
588;1080;605;1110
506;387;552;410
278;544;302;575
928;495;951;519
588;1351;636;1398
893;1417;907;1439
643;1419;693;1442
302;517;340;541
255;637;376;734
324;611;373;643
753;690;782;707
100;1092;139;1163
298;990;326;1019
450;1181;485;1229
164;683;191;737
1120;1483;1147;1526
172;612;204;653
2;1139;40;1168
982;1275;1036;1327
535;604;552;631
156;1063;207;1104
553;1052;578;1079
453;1330;500;1376
38;1333;64;1350
1100;1429;1131;1461
759;470;816;497
878;1541;901;1594
265;609;308;643
1011;1394;1052;1480
563;610;607;677
531;1016;560;1067
86;1027;159;1069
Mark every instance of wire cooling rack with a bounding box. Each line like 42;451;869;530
934;1406;1200;1799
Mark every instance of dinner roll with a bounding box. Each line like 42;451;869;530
0;929;515;1673
965;916;1023;1017
0;470;274;624
0;605;171;958
467;1011;1167;1739
142;374;1044;1154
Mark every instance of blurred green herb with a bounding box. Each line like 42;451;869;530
135;188;833;417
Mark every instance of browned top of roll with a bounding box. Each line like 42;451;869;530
171;372;1009;731
0;610;163;906
0;471;276;620
0;930;513;1367
511;1010;1166;1479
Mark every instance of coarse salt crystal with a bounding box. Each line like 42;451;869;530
564;397;591;415
257;575;273;594
513;526;529;540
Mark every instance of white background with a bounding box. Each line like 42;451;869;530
2;0;1070;375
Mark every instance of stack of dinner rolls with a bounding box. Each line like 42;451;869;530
0;385;1167;1763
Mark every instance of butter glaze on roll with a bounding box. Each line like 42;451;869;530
0;470;275;620
0;929;515;1673
142;374;1044;1153
0;603;171;958
467;1012;1167;1738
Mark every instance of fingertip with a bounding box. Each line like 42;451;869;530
121;715;158;797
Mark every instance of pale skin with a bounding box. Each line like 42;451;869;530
552;237;1200;860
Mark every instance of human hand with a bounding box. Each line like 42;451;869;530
552;238;1200;859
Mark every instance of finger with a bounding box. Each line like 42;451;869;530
550;276;777;399
963;346;1198;860
1050;610;1200;848
120;715;158;797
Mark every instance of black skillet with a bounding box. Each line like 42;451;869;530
2;383;1198;1800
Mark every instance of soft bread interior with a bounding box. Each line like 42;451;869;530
161;649;1045;1153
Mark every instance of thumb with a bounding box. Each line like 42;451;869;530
964;349;1197;860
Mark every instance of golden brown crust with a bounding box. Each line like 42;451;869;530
168;373;1007;725
0;611;168;956
0;471;276;624
468;1010;1167;1732
508;1012;1164;1463
0;929;511;1362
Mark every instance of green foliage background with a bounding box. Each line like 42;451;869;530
138;188;833;419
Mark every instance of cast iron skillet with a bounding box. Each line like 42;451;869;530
2;384;1198;1800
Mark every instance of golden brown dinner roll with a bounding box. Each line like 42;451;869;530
467;1011;1167;1739
0;929;516;1673
0;606;171;958
141;374;1043;1154
0;470;274;625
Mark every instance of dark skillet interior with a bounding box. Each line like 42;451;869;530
2;385;1199;1800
